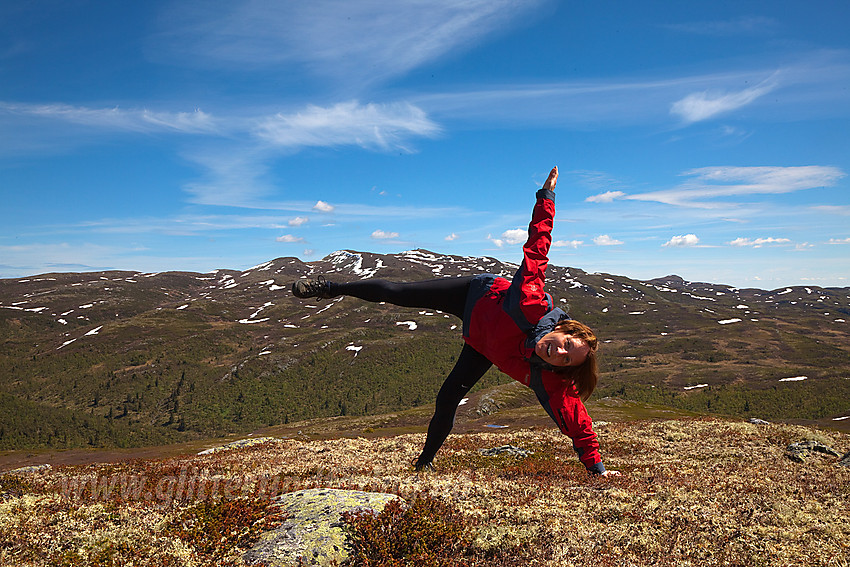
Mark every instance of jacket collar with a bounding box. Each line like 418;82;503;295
523;307;571;370
524;307;570;350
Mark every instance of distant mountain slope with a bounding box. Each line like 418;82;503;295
1;249;848;449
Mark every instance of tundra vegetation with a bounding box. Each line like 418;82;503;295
1;418;848;566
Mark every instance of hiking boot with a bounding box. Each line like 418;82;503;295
291;276;334;300
413;458;436;472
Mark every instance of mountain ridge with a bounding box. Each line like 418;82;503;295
1;249;848;451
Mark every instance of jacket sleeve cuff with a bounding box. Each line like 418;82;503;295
536;188;556;202
587;461;606;475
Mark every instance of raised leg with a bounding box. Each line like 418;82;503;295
330;276;474;319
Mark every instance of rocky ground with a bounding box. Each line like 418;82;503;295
1;416;848;566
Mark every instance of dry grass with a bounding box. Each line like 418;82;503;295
1;418;848;566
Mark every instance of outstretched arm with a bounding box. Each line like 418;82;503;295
517;167;558;315
503;166;561;330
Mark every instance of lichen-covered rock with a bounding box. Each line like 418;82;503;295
839;450;850;467
478;445;533;458
243;488;402;567
475;393;499;416
785;440;841;462
2;464;51;475
196;436;279;455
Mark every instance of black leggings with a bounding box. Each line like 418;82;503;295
330;277;472;319
330;277;493;466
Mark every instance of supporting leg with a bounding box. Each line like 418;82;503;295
415;343;493;470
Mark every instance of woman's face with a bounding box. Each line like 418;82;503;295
535;331;590;367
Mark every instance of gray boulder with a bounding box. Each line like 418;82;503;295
478;445;533;458
785;440;841;463
243;488;402;567
1;464;51;475
839;451;850;468
475;393;499;416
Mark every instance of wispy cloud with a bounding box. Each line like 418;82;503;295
371;229;399;240
416;51;850;128
153;0;548;85
71;205;471;237
626;165;846;208
182;148;276;207
828;237;850;244
552;240;583;248
255;101;439;151
0;101;220;134
811;205;850;215
670;76;778;123
276;234;305;243
3;98;444;209
0;242;138;276
586;191;626;203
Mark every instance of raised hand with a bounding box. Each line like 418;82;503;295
542;166;558;192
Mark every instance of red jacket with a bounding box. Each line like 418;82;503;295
462;188;605;474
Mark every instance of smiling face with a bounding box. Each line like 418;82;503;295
534;331;591;368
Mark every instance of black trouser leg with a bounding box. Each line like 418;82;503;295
329;276;488;467
416;343;492;467
330;277;474;319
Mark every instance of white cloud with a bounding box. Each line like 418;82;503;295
828;237;850;244
0;101;219;134
663;234;699;247
288;216;309;226
313;200;335;213
255;101;439;151
276;234;304;243
141;109;219;133
371;230;399;239
670;76;777;123
500;228;528;246
728;237;791;248
811;205;850;216
445;233;458;241
414;50;850;132
627;165;846;208
586;190;626;203
552;240;583;248
593;235;623;246
154;1;547;85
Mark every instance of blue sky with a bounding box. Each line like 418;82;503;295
1;1;849;289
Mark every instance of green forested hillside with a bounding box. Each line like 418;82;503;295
1;250;848;450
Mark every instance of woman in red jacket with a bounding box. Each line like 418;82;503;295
293;167;619;476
